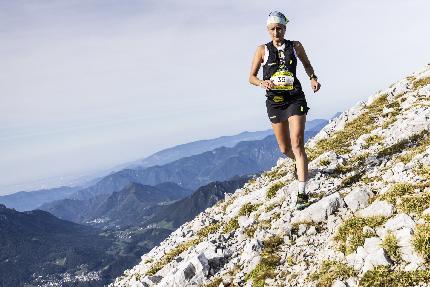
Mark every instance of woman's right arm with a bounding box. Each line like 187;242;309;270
249;45;274;90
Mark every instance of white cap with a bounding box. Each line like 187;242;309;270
266;11;289;26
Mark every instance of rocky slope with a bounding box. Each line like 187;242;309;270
109;64;430;287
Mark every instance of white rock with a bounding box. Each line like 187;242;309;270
291;192;345;224
357;201;393;217
344;187;372;212
332;279;347;287
384;214;415;231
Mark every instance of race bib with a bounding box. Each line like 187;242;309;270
270;70;294;91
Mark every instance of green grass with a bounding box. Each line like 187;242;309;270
266;181;286;199
223;217;239;234
412;76;430;90
363;134;383;148
238;202;260;217
374;183;415;205
146;237;201;275
245;235;284;287
308;260;357;287
381;231;401;262
377;130;429;159
146;221;222;275
334;216;388;254
197;223;221;238
412;223;430;262
359;266;430;287
398;192;430;215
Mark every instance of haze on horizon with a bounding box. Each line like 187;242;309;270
1;0;429;195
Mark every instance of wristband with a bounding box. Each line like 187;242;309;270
310;74;318;80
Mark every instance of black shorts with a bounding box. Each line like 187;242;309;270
265;95;310;123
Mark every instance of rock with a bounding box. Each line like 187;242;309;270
357;201;393;218
332;280;347;287
291;192;345;224
298;224;307;236
344;187;372;212
307;226;317;236
384;214;415;231
238;216;254;229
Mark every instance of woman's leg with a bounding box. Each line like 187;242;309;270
271;120;295;160
288;114;308;181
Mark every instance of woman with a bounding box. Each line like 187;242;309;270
249;11;321;210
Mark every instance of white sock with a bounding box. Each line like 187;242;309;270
298;181;307;194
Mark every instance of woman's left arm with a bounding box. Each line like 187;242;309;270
294;41;321;92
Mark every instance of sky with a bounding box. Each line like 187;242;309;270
0;0;429;195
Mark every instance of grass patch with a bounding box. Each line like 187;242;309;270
146;221;222;275
363;134;383;148
415;163;430;179
238;202;260;217
264;168;288;180
334;216;388;254
398;192;430;215
319;158;331;166
382;117;397;129
375;183;415;205
202;277;223;287
245;235;284;287
266;181;286;199
223;217;239;234
244;225;257;237
265;203;280;212
146;237;201;275
377;130;429;159
396;132;430;164
381;231;401;262
359;266;430;287
338;170;366;189
412;223;430;262
412;76;430;90
197;222;221;238
308;260;357;287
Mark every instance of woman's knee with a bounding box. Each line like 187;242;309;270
291;141;305;155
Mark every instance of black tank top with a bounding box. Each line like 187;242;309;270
262;39;304;99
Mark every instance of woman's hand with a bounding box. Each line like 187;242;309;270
311;78;321;92
260;80;274;90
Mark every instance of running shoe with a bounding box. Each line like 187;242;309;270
296;192;311;210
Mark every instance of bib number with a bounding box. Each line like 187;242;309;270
270;71;294;91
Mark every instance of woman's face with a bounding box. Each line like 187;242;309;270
267;23;286;42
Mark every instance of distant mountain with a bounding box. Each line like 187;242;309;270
127;119;327;169
0;204;113;286
330;111;342;120
39;182;192;228
0;186;79;211
143;175;252;229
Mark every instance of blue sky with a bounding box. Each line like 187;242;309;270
0;0;429;195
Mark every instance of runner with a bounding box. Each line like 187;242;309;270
248;11;321;210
